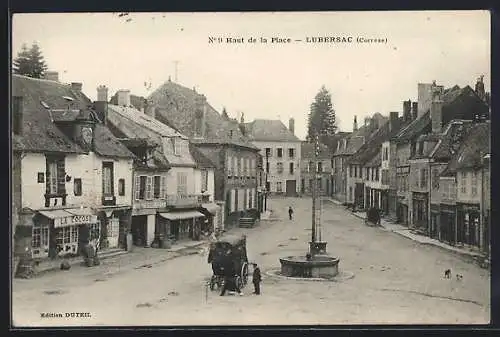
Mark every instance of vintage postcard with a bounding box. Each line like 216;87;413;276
11;11;490;327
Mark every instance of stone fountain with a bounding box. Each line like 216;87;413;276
279;135;340;279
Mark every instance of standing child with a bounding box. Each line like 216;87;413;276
288;206;294;220
252;263;262;295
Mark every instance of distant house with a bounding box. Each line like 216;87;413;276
300;141;331;196
398;80;489;233
333;114;386;204
147;79;261;227
241;119;302;196
439;122;490;253
318;132;351;197
106;89;220;244
12;74;135;268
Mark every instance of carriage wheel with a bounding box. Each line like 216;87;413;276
240;262;249;288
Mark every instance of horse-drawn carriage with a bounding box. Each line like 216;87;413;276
207;235;249;291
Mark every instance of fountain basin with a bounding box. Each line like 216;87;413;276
279;255;340;279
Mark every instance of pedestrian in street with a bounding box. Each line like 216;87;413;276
288;206;294;220
252;263;262;295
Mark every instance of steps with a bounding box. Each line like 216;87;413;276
239;217;256;228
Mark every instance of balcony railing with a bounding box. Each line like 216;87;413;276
166;194;203;208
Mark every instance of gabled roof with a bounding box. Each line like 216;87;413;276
393;111;431;142
148;80;257;150
242;119;301;142
320;132;351;153
301;141;331;160
441;122;490;176
189;144;215;168
12;74;134;159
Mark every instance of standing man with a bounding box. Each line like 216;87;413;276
288;206;294;220
252;263;262;295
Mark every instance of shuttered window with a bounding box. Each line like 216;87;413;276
177;172;188;195
102;162;114;196
153;176;161;198
161;176;167;198
146;176;153;200
46;155;65;195
135;176;141;200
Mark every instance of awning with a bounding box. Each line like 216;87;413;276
158;211;205;221
38;209;73;219
65;207;94;216
201;203;220;215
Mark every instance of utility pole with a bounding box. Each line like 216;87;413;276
264;151;269;211
173;60;179;82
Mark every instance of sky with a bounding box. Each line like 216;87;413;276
12;11;490;140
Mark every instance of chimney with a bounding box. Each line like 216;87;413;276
44;71;59;82
364;117;370;127
97;85;109;102
71;82;82;93
12;96;23;135
389;111;399;132
431;96;443;134
353;116;358;131
117;89;131;107
93;85;109;125
195;94;207;138
475;75;486;101
289;118;295;134
403;100;411;121
412;102;418;120
145;100;156;119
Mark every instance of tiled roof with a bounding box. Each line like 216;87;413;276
148;80;257;150
320;132;351;153
242;119;301;142
427;121;475;162
109;92;147;111
189;144;215;168
108;104;185;138
301;141;331;160
393;111;431;142
11;74;134;158
333;114;387;156
441;122;490;176
365;150;381;167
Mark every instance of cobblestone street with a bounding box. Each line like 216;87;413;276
12;197;490;326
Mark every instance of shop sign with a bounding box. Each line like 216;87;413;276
54;215;98;227
460;204;480;212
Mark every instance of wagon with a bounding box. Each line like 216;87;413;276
207;235;249;291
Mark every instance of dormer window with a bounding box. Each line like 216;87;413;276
418;141;424;155
174;137;181;156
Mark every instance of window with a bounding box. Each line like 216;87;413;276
38;172;45;183
102;162;114;196
118;179;125;196
135;175;147;200
471;171;478;196
232;157;237;177
251;158;256;177
89;223;101;242
288;148;295;158
277;148;283;158
289;162;294;174
309;161;314;173
383;147;389;161
146;176;153;200
349;166;353;178
107;218;119;238
418;142;424;155
201;169;208;192
265;148;272;158
174;137;182;155
239;157;243;176
277;182;283;192
317;162;323;173
432;169;440;190
460;172;467;194
153;176;161;198
55;226;79;246
381;170;389;185
277;162;284;174
74;178;82;196
420;169;427;188
32;224;49;250
266;162;270;174
244;158;248;177
227;155;232;177
177;172;188;195
46;156;65;195
376;168;380;181
349;186;353;202
248;189;253;208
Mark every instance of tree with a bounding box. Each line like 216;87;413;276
307;86;337;141
13;42;48;78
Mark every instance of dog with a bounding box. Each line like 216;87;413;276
444;269;451;279
456;274;463;281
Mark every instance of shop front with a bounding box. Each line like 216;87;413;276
439;203;456;245
457;202;481;248
412;192;428;232
32;208;98;260
96;206;131;251
157;210;206;242
199;203;221;234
